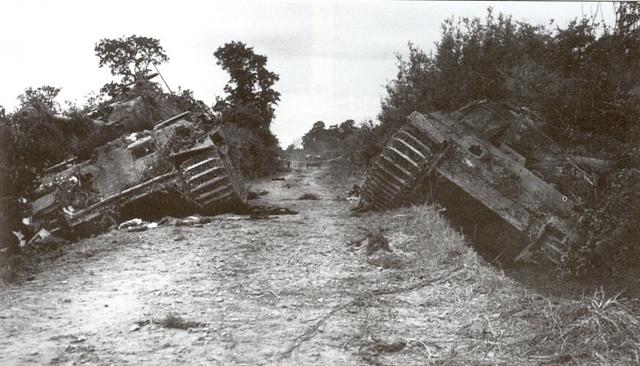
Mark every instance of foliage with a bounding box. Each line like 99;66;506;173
569;167;640;275
223;124;281;178
168;88;214;124
1;86;66;196
302;120;356;153
301;118;385;175
94;35;169;85
378;8;640;147
1;83;125;197
18;85;61;113
213;41;280;131
213;41;282;178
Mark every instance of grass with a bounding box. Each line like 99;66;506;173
354;203;640;365
390;203;475;270
297;193;320;200
528;289;640;363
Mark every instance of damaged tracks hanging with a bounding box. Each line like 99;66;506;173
360;115;443;210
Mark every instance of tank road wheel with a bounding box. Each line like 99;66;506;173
360;124;439;210
180;150;236;212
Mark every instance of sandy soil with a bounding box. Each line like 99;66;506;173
1;167;637;365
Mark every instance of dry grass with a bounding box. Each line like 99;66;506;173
526;289;640;364
355;203;640;365
388;204;477;271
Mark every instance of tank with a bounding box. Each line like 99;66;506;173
357;100;612;265
25;110;247;239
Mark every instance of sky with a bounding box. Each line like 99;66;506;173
0;1;616;147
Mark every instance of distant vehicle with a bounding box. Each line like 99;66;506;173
25;110;247;239
358;100;613;264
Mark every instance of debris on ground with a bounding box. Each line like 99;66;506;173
271;177;286;181
345;185;361;202
175;216;213;227
118;218;160;232
248;206;298;220
129;320;151;332
297;193;319;200
155;313;204;330
247;190;269;199
118;218;144;230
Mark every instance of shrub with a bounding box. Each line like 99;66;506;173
223;124;281;178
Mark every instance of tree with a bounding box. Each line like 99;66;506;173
213;41;280;130
18;85;61;113
94;35;169;87
614;2;640;37
302;121;326;151
338;119;357;136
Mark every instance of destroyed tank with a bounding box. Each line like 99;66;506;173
358;100;612;265
26;111;247;239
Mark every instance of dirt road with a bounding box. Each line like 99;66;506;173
2;167;637;365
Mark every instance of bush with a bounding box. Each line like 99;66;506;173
568;167;640;275
223;125;281;178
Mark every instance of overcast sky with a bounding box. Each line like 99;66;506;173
0;1;616;146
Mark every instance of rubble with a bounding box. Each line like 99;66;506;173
357;100;615;265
